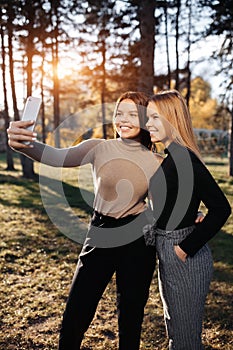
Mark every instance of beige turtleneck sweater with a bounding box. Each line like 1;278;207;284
20;138;160;218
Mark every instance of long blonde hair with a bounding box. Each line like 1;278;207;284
149;89;202;159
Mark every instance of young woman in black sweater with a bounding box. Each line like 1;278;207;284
146;89;231;350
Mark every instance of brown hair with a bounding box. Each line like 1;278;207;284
149;90;202;159
113;91;152;150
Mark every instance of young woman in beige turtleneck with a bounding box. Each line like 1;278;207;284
8;91;160;350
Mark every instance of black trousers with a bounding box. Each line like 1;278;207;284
58;212;156;350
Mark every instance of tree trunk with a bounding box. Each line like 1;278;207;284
0;17;15;170
164;4;171;88
40;51;46;143
185;0;192;107
175;0;181;90
21;8;36;179
100;34;107;139
52;2;61;148
7;4;20;121
138;0;156;94
53;38;60;148
19;154;38;179
5;142;15;171
229;107;233;176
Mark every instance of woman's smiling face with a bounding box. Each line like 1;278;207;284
114;99;141;140
146;101;171;146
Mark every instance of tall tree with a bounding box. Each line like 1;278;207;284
71;0;132;136
18;0;47;178
174;0;181;90
200;0;233;175
50;0;61;147
138;0;156;94
39;51;46;144
188;76;217;129
185;0;192;107
164;1;172;88
0;6;15;170
6;1;20;122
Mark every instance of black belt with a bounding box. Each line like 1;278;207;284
91;211;140;228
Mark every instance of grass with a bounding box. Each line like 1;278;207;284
0;153;232;349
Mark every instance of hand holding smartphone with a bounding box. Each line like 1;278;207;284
21;96;42;130
21;96;42;144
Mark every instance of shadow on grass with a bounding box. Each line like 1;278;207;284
0;172;94;245
206;281;233;329
209;230;233;284
0;172;42;209
204;160;227;167
1;169;232;349
39;174;94;214
0;172;94;215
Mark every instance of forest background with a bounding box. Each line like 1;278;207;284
0;0;232;178
0;1;233;349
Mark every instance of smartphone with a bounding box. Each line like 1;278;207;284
21;96;42;131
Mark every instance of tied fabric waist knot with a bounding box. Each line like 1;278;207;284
143;219;157;246
154;225;195;241
143;223;195;246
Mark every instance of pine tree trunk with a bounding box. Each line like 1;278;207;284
138;0;156;94
20;9;36;179
185;0;192;107
0;18;15;171
164;4;171;88
7;5;20;122
52;2;60;148
175;0;181;90
229;108;233;176
5;144;15;171
19;154;37;179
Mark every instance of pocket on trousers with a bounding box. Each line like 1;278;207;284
172;245;187;264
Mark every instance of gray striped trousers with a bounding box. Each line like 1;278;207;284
155;226;213;350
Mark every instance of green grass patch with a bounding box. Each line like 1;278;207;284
0;153;232;349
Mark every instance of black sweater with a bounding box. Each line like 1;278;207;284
149;142;231;256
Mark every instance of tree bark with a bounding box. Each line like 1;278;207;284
19;154;38;179
20;4;36;178
185;0;192;107
51;1;61;148
164;4;171;89
138;0;156;94
175;0;181;90
229;107;233;176
0;16;15;170
7;4;20;121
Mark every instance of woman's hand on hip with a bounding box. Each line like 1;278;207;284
195;211;205;223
